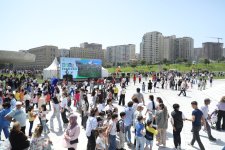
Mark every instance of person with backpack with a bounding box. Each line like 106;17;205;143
171;103;186;150
116;112;126;150
145;120;158;150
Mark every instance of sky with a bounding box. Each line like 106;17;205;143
0;0;225;52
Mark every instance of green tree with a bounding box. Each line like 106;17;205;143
204;59;210;65
141;60;146;65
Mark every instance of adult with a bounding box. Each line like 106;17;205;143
178;80;187;97
106;113;118;150
187;101;205;150
86;108;98;150
148;80;153;93
5;101;27;134
119;86;126;106
0;102;11;140
9;121;30;150
171;103;186;150
61;92;69;127
63;115;80;150
155;103;168;147
50;96;63;131
200;98;216;141
124;101;134;147
145;95;156;121
216;96;225;131
132;88;145;105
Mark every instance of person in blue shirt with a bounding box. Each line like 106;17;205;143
0;102;11;140
135;115;145;150
124;101;134;147
9;94;17;110
187;101;206;150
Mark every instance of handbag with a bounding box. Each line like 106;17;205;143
70;139;78;144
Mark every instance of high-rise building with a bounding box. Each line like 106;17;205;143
14;45;59;69
140;31;164;64
70;47;104;61
223;48;225;57
58;49;70;57
202;42;223;60
106;44;135;65
175;37;194;61
161;35;176;61
80;42;102;50
192;48;204;61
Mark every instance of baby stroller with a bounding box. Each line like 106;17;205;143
209;110;218;129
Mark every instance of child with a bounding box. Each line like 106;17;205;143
142;82;145;93
145;120;158;150
28;106;37;137
96;129;107;150
32;94;38;108
45;92;51;111
39;104;50;134
117;112;126;150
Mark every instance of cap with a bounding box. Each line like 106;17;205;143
16;101;22;106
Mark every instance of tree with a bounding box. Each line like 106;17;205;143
204;59;210;65
141;60;146;65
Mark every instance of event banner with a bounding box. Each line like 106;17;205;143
60;57;102;79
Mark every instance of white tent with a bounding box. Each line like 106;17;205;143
102;67;109;78
43;57;59;80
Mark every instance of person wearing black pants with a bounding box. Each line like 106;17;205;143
119;87;126;106
171;103;186;150
187;101;205;150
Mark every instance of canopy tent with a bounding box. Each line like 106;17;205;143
102;67;109;78
43;57;59;80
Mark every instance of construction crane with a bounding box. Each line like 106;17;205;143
209;37;223;43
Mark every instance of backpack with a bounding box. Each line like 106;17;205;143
116;119;122;132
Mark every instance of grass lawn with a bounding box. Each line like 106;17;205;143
106;63;225;73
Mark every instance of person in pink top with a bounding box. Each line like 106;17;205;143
73;90;80;108
63;115;80;150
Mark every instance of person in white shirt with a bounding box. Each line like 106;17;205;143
96;129;107;150
200;98;216;141
86;108;98;150
61;93;69;126
145;95;156;121
106;113;118;150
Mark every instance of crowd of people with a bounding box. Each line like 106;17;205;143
0;70;224;150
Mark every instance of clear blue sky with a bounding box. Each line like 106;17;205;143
0;0;224;52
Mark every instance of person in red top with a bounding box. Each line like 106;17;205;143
45;92;51;111
133;74;136;85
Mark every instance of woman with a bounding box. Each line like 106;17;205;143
50;96;62;131
30;125;52;150
0;102;11;140
155;103;169;147
86;108;99;150
81;94;89;129
28;106;37;137
9;121;30;150
148;80;153;93
63;115;80;150
216;96;225;131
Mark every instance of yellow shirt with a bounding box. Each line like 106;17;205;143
146;126;158;135
15;93;20;101
28;111;36;121
114;87;119;94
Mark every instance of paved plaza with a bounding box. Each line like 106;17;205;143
1;79;225;150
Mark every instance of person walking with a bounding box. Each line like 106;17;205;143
117;112;126;150
178;80;187;97
50;96;63;131
0;102;11;140
187;101;205;150
171;103;186;150
200;98;216;141
148;80;153;93
106;113;118;150
216;96;225;131
142;82;145;93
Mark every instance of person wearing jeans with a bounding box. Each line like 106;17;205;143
216;96;225;131
124;101;134;146
135;116;145;150
187;101;205;150
106;113;118;150
50;96;62;131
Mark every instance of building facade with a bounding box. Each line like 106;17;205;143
175;37;194;61
161;35;176;61
80;42;102;50
14;45;59;70
106;44;135;65
70;47;104;61
202;42;223;60
192;48;204;61
140;31;164;64
58;49;70;57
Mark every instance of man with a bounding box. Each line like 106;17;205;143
113;85;119;101
5;101;26;134
178;80;187;97
132;88;145;105
187;101;205;150
200;98;216;141
124;101;134;147
171;103;186;150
